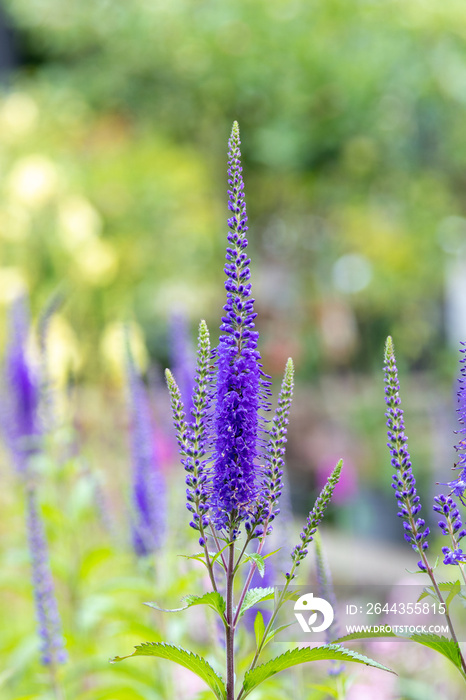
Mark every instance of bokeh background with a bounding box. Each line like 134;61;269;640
2;1;466;698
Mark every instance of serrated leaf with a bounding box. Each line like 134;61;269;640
417;581;460;603
238;587;275;617
336;630;465;679
446;581;462;611
111;642;226;700
144;591;226;617
246;553;265;577
335;629;397;643
409;634;465;676
241;644;394;696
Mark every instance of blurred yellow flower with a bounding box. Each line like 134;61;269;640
43;314;82;387
74;238;118;286
57;195;103;250
0;92;39;141
0;204;31;241
100;321;148;385
0;267;27;303
7;155;60;208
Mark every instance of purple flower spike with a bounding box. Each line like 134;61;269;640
289;460;342;578
126;332;165;556
249;358;294;535
315;531;344;676
211;121;271;531
434;494;466;566
169;310;196;417
2;297;66;666
454;342;466;470
384;337;429;569
2;296;40;473
436;343;466;507
26;488;67;666
166;320;213;545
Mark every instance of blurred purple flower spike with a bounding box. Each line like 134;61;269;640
169;310;196;417
2;295;66;666
436;343;466;506
2;295;40;473
125;330;166;557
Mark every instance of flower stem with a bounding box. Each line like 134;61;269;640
420;549;466;676
50;664;66;700
226;532;236;700
233;516;271;628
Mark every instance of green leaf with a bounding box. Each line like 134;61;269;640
263;623;293;646
417;581;461;603
237;587;275;617
254;611;265;647
246;553;265;577
262;548;281;561
335;629;397;643
210;542;231;568
409;634;465;677
111;642;226;700
336;630;465;679
242;644;394;696
144;591;226;617
446;581;462;611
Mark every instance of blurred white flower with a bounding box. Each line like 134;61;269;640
332;253;372;293
437;215;466;255
0;93;39;140
8;155;59;207
58;195;103;250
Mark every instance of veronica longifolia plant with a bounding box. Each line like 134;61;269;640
344;336;466;682
112;123;392;699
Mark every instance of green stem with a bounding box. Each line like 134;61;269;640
209;524;228;570
50;664;66;700
418;548;466;677
226;533;236;700
233;516;271;628
236;561;298;700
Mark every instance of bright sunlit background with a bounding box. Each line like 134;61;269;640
1;1;466;698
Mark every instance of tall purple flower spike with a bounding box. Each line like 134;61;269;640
125;332;165;556
166;319;213;547
26;488;67;666
166;124;301;545
211;121;271;531
384;336;429;571
2;296;40;473
169;310;196;417
2;297;66;666
437;342;466;504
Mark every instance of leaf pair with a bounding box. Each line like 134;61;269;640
111;641;393;699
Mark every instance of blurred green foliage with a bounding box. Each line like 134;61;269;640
0;0;464;378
